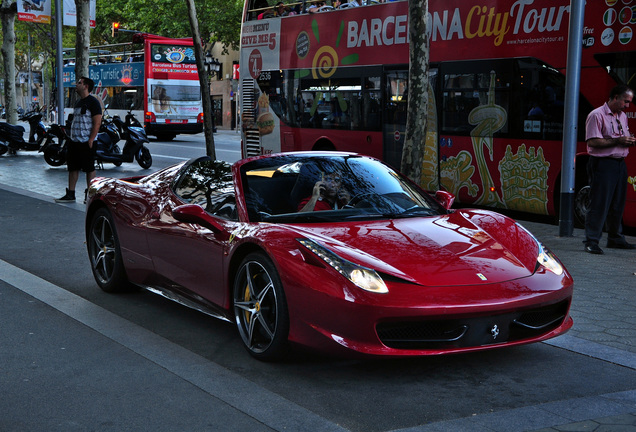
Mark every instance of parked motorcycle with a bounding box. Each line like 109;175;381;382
0;107;47;156
40;116;73;167
95;110;152;169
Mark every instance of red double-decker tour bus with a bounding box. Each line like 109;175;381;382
138;34;204;141
239;0;636;225
65;34;204;141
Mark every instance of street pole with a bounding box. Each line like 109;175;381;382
28;32;32;108
55;0;64;124
559;0;585;237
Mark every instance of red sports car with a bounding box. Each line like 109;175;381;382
85;152;573;360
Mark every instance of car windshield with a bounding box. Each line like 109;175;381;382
240;154;445;223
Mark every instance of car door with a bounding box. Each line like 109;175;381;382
144;159;236;308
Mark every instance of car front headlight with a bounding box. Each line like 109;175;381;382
516;223;564;276
298;239;389;293
536;242;564;275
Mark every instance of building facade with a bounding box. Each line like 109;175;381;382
208;45;240;131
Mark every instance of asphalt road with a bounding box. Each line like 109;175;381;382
0;132;635;432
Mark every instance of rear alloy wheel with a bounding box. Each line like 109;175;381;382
87;208;133;293
233;252;289;361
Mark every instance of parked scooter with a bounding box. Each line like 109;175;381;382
40;115;73;167
95;109;152;169
0;107;47;156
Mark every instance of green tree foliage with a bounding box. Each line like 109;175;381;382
93;0;242;50
2;0;241;114
5;9;74;88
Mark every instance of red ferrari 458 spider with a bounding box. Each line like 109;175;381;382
85;152;573;360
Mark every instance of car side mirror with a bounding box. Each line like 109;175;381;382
434;190;455;210
172;204;228;237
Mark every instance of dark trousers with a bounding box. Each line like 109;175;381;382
585;156;627;244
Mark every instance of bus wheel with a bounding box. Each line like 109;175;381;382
313;140;335;151
574;185;591;227
156;134;176;141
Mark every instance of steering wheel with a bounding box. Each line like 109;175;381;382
258;211;272;221
344;192;381;208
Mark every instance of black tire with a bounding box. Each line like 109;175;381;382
43;143;66;166
233;252;289;361
313;140;335;151
574;185;591;227
87;207;133;293
136;146;152;169
0;143;7;156
156;134;175;141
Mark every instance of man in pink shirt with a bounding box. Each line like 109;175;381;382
584;85;636;254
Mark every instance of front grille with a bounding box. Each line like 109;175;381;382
515;302;568;329
376;300;570;350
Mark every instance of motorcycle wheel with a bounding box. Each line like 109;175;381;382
0;144;7;156
136;146;152;169
43;143;66;166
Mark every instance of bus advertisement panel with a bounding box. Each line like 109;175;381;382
239;0;636;226
63;62;145;119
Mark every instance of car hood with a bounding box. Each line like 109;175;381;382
289;210;540;286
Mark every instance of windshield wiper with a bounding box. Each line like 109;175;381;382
342;213;386;221
385;206;437;218
260;212;334;223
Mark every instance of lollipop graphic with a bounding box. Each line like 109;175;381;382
467;71;507;207
299;19;359;80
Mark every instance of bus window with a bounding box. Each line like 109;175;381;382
518;58;565;141
440;59;513;137
256;70;288;124
594;52;636;90
112;88;143;110
363;76;381;130
151;84;201;110
517;58;591;142
383;69;408;168
66;86;144;111
266;68;381;132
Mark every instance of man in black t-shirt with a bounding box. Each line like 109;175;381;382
55;76;103;203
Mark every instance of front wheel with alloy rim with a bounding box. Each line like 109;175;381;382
87;207;133;293
233;252;289;361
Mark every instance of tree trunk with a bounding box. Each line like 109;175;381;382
401;0;430;187
185;0;216;159
1;0;17;124
75;0;91;78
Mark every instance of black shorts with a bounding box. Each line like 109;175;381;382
67;140;95;173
